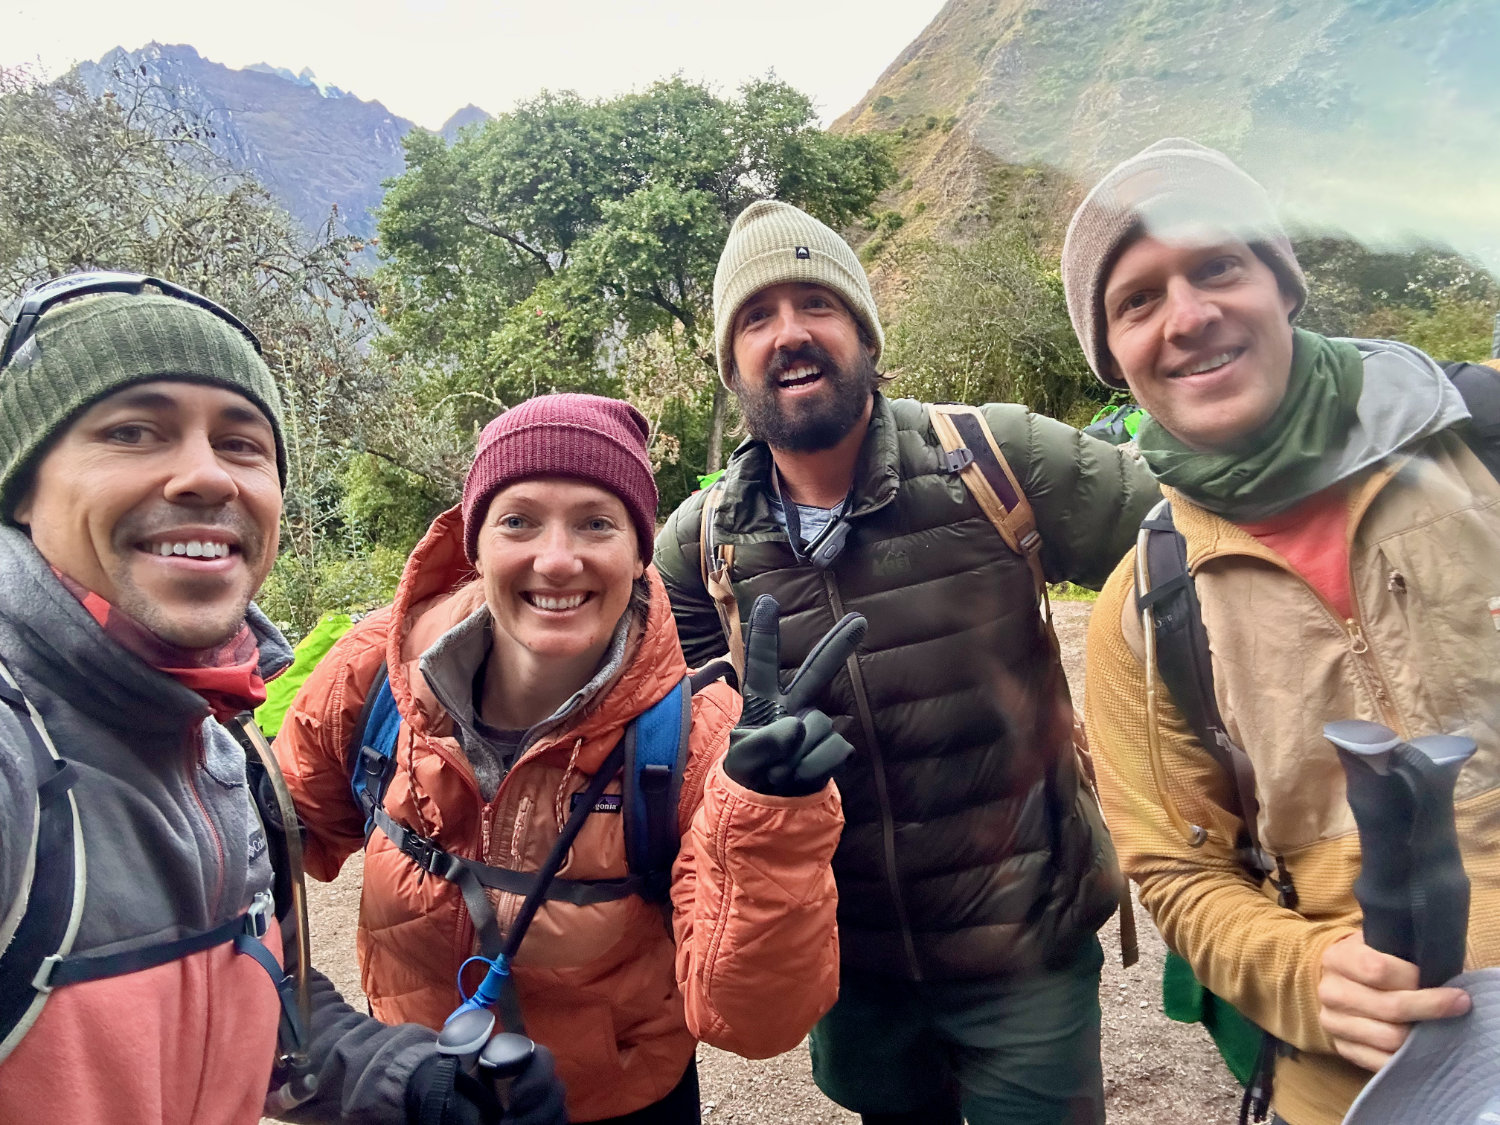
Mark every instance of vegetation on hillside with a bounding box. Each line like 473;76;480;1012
2;60;1495;639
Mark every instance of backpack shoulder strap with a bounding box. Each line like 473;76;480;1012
1443;361;1500;483
622;675;694;903
348;661;400;831
698;483;745;680
929;404;1047;605
931;405;1139;964
1135;500;1288;900
0;659;83;1064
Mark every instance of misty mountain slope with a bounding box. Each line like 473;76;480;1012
839;0;1500;267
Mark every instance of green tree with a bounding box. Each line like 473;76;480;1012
0;65;415;636
885;225;1100;423
1296;235;1500;360
376;76;894;502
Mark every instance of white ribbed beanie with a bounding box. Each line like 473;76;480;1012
712;200;883;388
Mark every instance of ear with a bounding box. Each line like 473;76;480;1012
10;486;32;528
1281;286;1297;320
632;552;645;580
1106;354;1128;389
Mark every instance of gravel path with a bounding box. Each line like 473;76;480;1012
276;599;1242;1124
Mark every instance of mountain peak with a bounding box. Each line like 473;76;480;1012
440;103;492;140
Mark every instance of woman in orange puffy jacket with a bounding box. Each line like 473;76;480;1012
276;395;854;1124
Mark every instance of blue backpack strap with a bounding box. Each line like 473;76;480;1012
349;662;401;831
622;676;693;903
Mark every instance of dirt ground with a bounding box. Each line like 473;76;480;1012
281;599;1242;1124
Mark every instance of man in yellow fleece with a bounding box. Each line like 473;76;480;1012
1061;138;1500;1125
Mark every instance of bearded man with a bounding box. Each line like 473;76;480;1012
655;201;1159;1125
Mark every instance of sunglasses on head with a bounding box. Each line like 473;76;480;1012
0;271;262;370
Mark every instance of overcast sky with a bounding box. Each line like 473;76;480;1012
4;0;944;129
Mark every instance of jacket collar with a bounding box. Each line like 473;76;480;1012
714;392;903;543
0;524;291;735
418;599;638;765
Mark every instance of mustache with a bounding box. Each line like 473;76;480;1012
113;505;264;555
765;342;839;382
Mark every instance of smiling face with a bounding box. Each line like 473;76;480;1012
13;380;281;649
1104;232;1298;451
730;282;877;453
475;476;645;679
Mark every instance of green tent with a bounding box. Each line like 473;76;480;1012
256;612;356;737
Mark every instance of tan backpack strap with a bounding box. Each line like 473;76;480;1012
929;404;1047;610
930;405;1137;966
698;482;745;681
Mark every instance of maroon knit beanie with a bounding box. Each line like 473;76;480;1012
461;394;659;562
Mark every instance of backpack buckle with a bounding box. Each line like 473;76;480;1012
243;890;274;938
31;954;62;992
943;447;974;473
404;833;449;876
639;762;672;793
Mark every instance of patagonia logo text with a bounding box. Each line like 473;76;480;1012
571;792;624;814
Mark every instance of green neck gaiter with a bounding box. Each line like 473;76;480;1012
1136;328;1364;518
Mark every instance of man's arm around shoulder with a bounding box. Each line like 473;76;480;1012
979;403;1160;589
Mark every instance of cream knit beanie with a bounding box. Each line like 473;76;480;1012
712;200;883;388
1061;138;1307;388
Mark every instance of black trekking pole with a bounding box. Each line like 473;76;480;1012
1324;720;1475;980
1324;721;1418;961
1398;733;1475;987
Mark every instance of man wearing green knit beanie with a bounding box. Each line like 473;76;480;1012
1064;140;1500;1125
656;202;1160;1125
0;274;504;1125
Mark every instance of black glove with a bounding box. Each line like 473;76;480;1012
405;1053;501;1125
725;711;855;796
723;595;864;796
504;1043;568;1125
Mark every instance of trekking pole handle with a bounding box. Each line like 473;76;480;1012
1401;734;1476;987
476;1031;535;1110
1325;720;1417;962
437;1007;497;1074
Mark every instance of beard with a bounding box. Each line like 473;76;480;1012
735;342;877;453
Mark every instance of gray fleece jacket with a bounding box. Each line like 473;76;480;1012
0;526;435;1124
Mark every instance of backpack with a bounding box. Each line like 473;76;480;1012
697;403;1140;968
1135;359;1500;1121
0;657;312;1103
347;659;728;973
1084;400;1147;446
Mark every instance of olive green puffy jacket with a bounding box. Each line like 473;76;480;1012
655;394;1160;981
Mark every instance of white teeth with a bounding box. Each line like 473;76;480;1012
148;540;230;559
779;365;821;386
1187;352;1236;376
530;593;587;611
